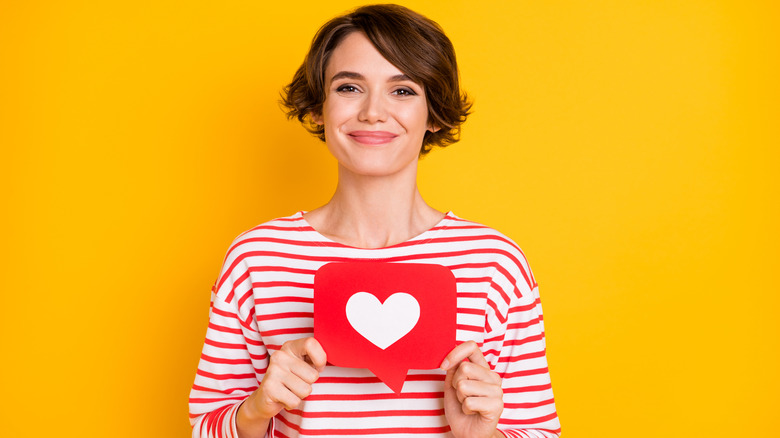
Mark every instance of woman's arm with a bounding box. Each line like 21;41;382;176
491;282;561;438
189;276;326;438
189;285;265;438
235;338;326;438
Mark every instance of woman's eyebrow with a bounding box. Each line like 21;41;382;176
388;74;413;83
329;71;414;83
330;71;364;82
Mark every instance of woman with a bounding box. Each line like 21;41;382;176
189;4;560;438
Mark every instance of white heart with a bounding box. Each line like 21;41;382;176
345;292;420;350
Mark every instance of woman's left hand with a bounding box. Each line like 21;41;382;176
440;341;504;438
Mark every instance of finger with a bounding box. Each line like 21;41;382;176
301;337;328;372
460;391;504;417
272;384;306;411
271;350;319;383
451;361;502;389
279;372;314;402
258;377;303;412
453;377;503;402
283;338;328;373
465;344;489;369
440;341;489;371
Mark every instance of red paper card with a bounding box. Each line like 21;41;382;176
314;262;457;393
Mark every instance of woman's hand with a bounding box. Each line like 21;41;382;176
440;341;504;438
237;337;327;438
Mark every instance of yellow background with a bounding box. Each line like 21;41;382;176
2;1;778;436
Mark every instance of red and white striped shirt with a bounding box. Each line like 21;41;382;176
189;212;561;438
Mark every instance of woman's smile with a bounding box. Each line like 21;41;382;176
315;31;435;178
347;130;399;145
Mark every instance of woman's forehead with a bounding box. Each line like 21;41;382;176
325;32;412;84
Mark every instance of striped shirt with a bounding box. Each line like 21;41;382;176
189;212;561;438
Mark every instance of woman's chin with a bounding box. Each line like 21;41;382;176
338;158;419;180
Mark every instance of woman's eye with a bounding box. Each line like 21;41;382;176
393;88;417;96
336;85;359;93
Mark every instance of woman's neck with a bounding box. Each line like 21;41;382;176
304;165;444;249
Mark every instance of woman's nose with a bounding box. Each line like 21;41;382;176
358;92;388;123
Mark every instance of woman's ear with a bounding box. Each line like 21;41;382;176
311;112;323;125
427;123;441;133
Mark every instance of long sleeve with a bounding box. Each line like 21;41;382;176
189;260;272;437
483;254;561;437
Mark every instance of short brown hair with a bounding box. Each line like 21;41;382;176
281;4;472;155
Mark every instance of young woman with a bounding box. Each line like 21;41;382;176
189;5;560;438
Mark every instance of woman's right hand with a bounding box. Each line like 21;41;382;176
237;337;327;438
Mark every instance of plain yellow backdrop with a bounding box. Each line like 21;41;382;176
1;1;778;437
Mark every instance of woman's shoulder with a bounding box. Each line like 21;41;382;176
440;213;527;253
440;213;537;289
219;211;316;259
234;211;309;239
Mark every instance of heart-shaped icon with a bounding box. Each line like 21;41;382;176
345;292;420;350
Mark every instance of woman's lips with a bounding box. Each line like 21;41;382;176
347;131;398;145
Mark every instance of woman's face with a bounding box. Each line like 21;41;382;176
314;31;436;179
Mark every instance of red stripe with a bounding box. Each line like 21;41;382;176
507;315;542;331
510;298;541;313
457;307;484;316
457;276;492;283
237;288;254;308
502;367;549;379
503;333;544;348
316;374;444;385
484;332;507;344
492;261;533;297
248;351;268;362
224;270;251;303
497;349;547;363
503;383;553;394
211;307;238;319
190;395;246;404
304;391;443;401
192;383;257;394
252;280;313;289
490;279;512;307
200;353;252;365
237;236;342;249
256;311;313;321
262;326;313;337
197;369;256;381
458;291;488;299
457;324;484;332
504;398;556;409
276;414;451;435
273;216;306;222
255;296;313;305
208;322;242;335
204;338;247;350
486;297;507;324
286;408;445;418
483;348;500;358
498;411;559;425
209;403;232;436
248;265;316;275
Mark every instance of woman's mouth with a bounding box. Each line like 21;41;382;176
347;131;398;145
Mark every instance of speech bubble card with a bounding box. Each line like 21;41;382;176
314;262;457;393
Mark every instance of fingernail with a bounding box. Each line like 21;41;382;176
440;359;449;370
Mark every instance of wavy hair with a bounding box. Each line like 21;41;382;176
281;4;472;155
